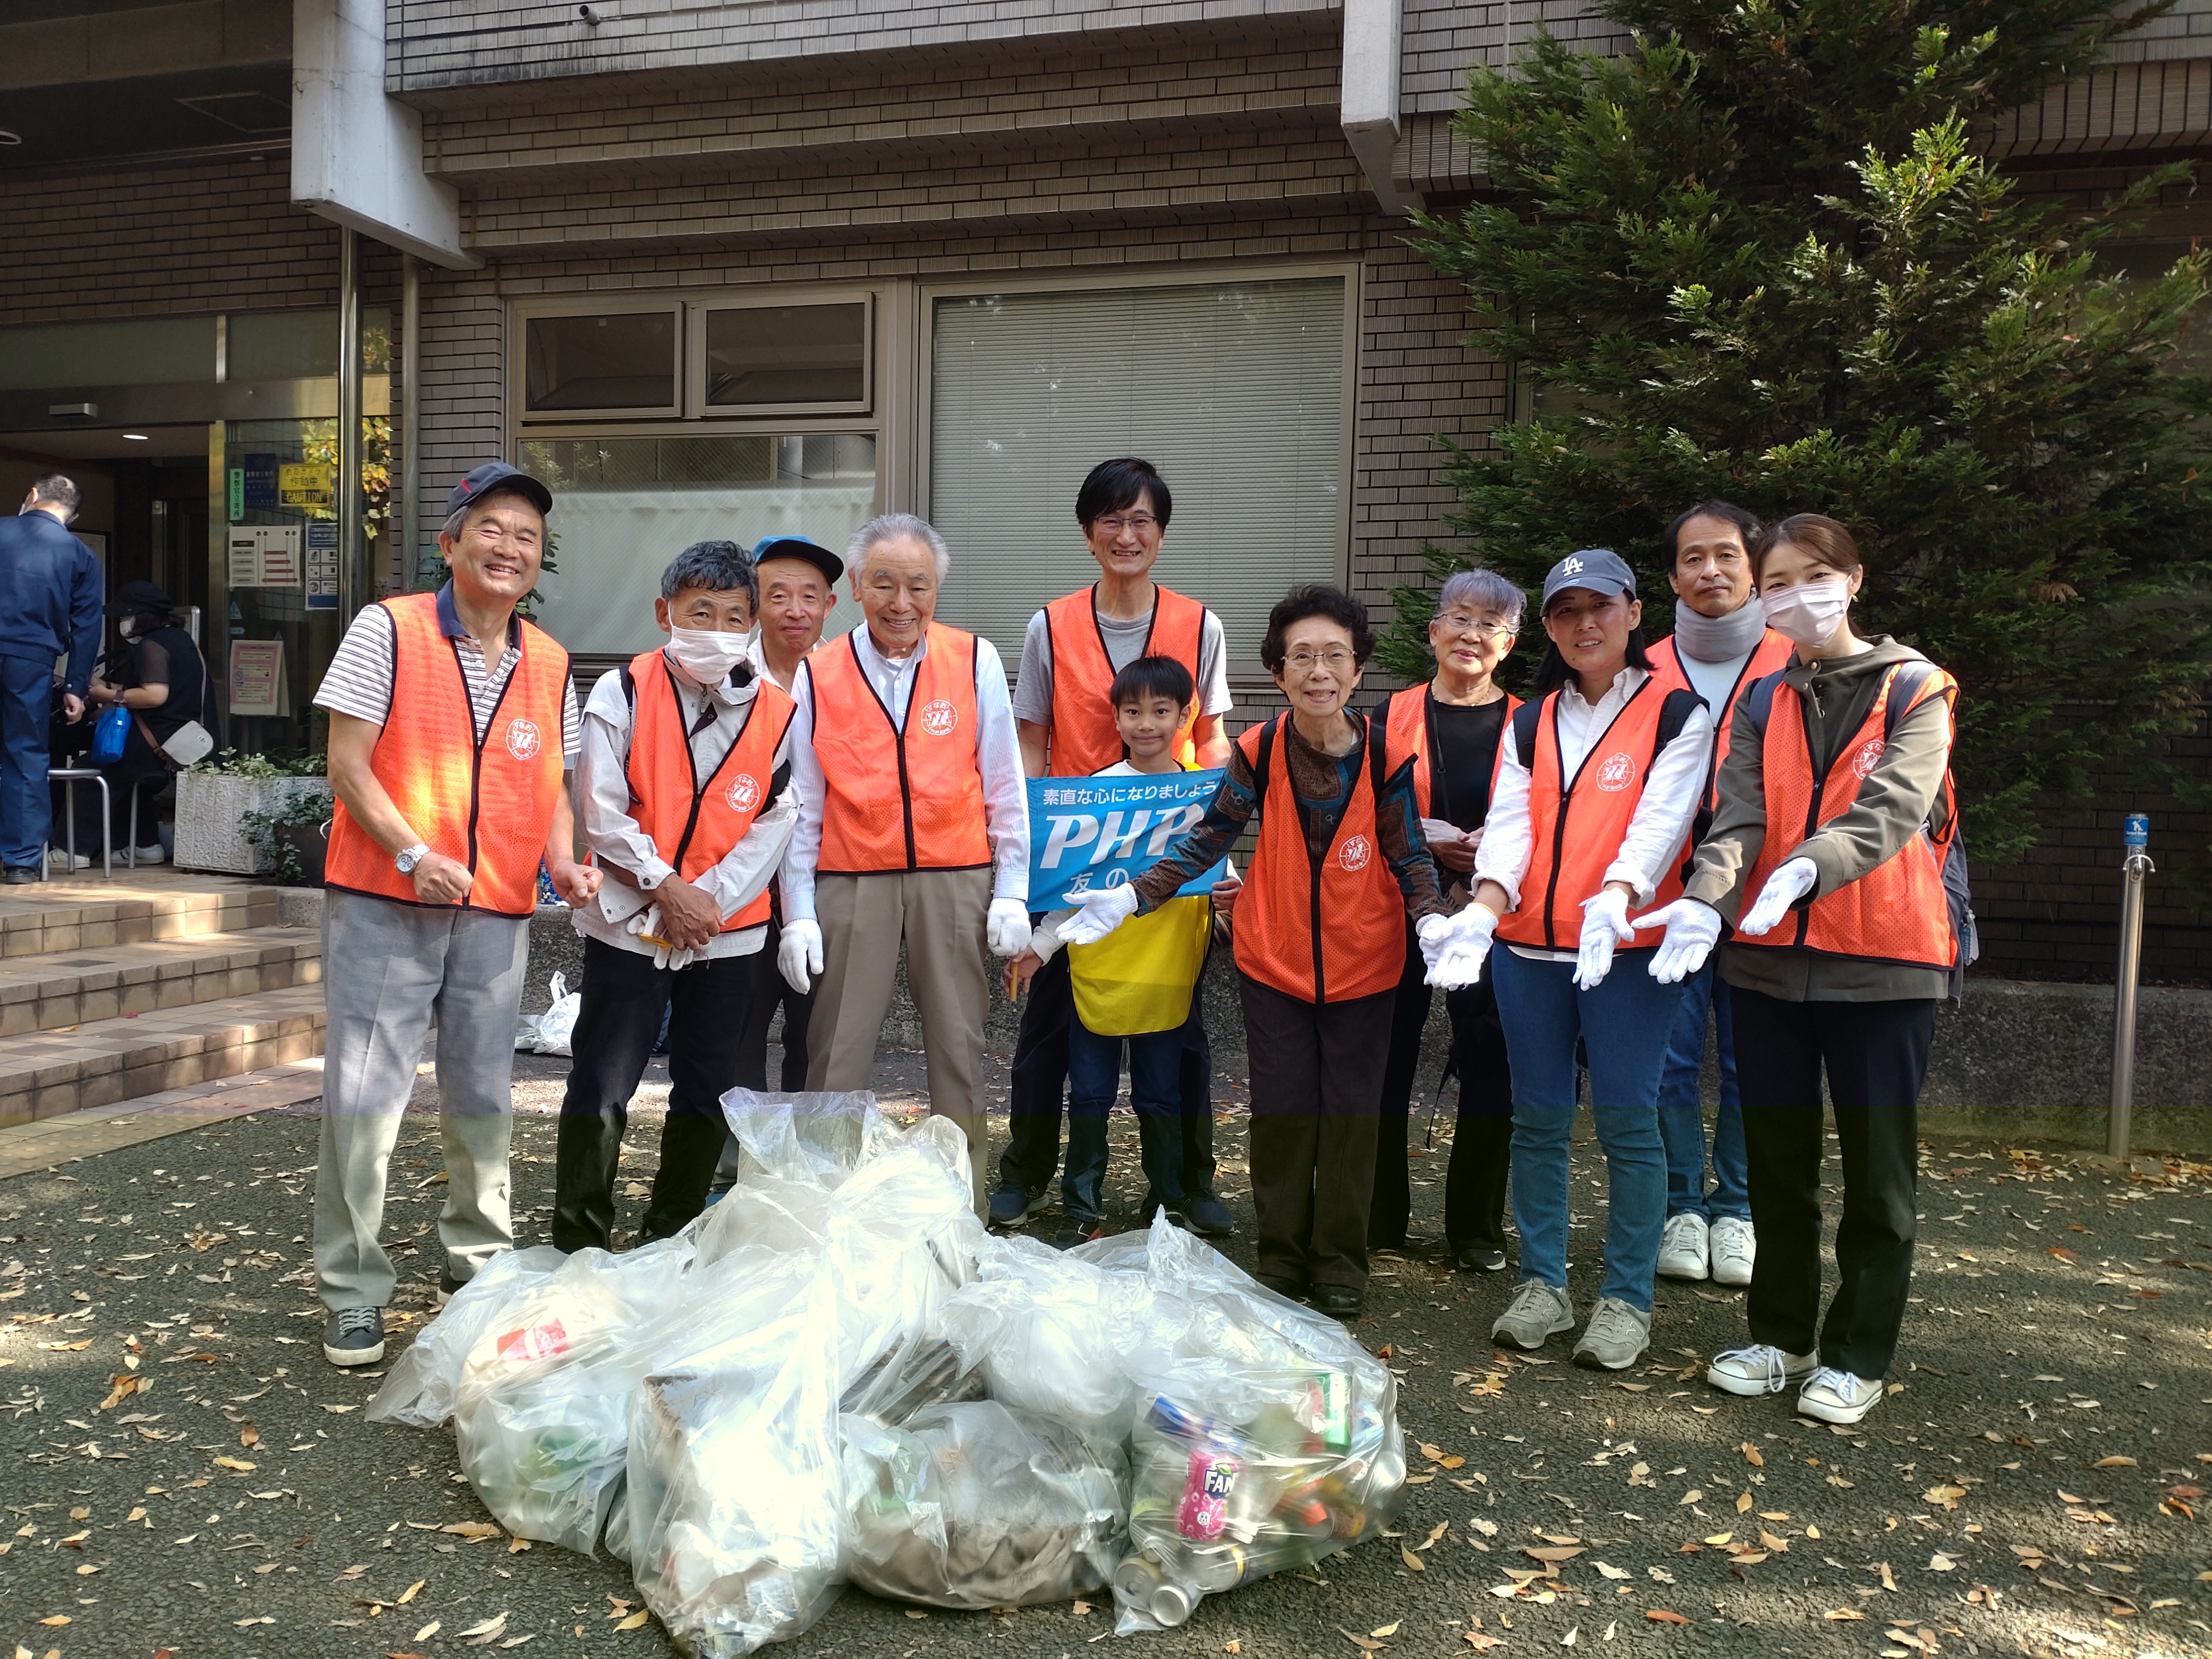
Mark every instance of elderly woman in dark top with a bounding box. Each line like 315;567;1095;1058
76;580;212;863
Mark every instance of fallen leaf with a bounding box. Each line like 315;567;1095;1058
1464;1636;1504;1652
1702;1533;1733;1547
614;1611;650;1631
1741;1442;1764;1467
1929;1552;1957;1572
413;1623;440;1642
1597;1562;1630;1580
1340;1630;1383;1653
1644;1610;1689;1625
1402;1545;1426;1571
1372;1624;1401;1640
1826;1609;1866;1621
2091;1456;2136;1469
1525;1546;1585;1562
441;1521;503;1540
1560;1630;1578;1648
457;1612;508;1644
1677;1489;1703;1506
1922;1485;1965;1510
397;1580;425;1605
1735;1491;1754;1514
213;1455;255;1472
1759;1531;1790;1553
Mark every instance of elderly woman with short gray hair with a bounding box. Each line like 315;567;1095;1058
1369;567;1527;1272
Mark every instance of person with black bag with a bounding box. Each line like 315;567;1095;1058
77;580;216;863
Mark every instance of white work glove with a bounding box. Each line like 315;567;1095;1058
624;902;662;941
651;936;698;973
1419;903;1498;989
1738;857;1818;938
1059;883;1140;946
1634;898;1724;984
1573;886;1636;990
986;897;1032;958
778;918;825;995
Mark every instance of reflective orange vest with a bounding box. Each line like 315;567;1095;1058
1647;629;1796;811
1382;683;1523;821
622;650;795;933
324;591;571;917
1231;714;1405;1004
1735;660;1961;970
1043;584;1208;776
808;623;993;875
1494;679;1705;951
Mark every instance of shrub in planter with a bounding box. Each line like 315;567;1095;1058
174;753;330;876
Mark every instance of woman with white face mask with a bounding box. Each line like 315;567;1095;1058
1637;514;1965;1428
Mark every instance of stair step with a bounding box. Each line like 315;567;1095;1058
0;876;283;958
0;983;326;1129
0;924;322;1037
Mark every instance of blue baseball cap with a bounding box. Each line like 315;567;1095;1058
447;461;552;519
1541;548;1637;609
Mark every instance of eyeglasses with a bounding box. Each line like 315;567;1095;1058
1284;648;1356;673
1434;612;1515;640
1094;514;1160;536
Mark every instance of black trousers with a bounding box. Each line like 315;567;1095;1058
552;935;753;1253
995;941;1218;1202
1732;988;1936;1380
67;723;170;846
1368;930;1516;1250
737;915;813;1093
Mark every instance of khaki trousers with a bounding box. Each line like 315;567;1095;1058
807;868;993;1207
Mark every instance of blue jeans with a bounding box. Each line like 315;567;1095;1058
0;654;55;872
1063;1018;1186;1226
1655;963;1750;1222
1491;946;1683;1313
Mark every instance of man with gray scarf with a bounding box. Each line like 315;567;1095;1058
1644;502;1794;1286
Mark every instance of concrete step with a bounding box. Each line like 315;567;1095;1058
0;875;284;959
0;982;326;1129
0;924;322;1038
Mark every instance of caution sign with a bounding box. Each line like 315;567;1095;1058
279;463;335;509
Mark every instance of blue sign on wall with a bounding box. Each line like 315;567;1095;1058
1025;769;1228;910
237;453;281;512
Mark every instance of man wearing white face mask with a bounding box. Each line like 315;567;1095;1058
551;541;799;1253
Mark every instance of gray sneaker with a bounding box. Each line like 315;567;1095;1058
1572;1297;1652;1370
1491;1279;1575;1350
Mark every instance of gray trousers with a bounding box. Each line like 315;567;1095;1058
807;868;992;1209
314;888;530;1310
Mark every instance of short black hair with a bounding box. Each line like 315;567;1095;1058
1662;500;1762;571
1076;457;1172;530
661;540;758;611
1260;584;1374;674
1109;654;1196;712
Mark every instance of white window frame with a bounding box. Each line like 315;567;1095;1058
687;289;876;420
511;298;686;425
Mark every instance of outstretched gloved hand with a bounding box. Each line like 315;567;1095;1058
1738;857;1817;938
985;897;1032;958
1573;886;1635;990
1634;897;1724;984
1418;902;1498;989
778;917;825;995
1059;883;1139;946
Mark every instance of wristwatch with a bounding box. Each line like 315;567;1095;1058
394;843;431;875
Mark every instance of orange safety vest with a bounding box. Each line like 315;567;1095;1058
324;591;571;917
1494;679;1705;951
1230;714;1405;1004
1735;660;1961;970
1042;584;1208;776
621;650;795;933
808;622;993;875
1647;629;1796;811
1382;683;1523;821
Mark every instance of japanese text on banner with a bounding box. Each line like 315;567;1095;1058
1026;770;1227;910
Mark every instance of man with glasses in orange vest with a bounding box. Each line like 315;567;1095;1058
989;458;1238;1238
313;462;599;1369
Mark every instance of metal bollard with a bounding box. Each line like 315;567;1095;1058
2107;813;2154;1159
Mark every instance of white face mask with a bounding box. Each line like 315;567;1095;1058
118;617;139;640
1759;577;1853;649
665;625;751;685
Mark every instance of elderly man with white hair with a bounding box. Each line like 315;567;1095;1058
776;513;1030;1204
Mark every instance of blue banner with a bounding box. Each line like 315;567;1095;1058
1026;769;1228;911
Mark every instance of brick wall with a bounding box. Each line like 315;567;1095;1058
1400;0;1634;115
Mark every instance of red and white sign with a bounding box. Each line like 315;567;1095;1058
725;773;761;813
1339;834;1373;873
1594;752;1636;792
919;698;958;737
504;718;543;762
494;1318;568;1363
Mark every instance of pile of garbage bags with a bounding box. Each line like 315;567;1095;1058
368;1091;1406;1652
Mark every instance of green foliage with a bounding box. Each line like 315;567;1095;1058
1392;0;2212;860
240;787;334;886
199;749;329;779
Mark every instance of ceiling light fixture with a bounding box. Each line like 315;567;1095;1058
123;432;151;441
0;131;22;147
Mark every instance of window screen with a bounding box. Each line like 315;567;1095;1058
705;303;868;406
928;278;1347;667
524;312;677;413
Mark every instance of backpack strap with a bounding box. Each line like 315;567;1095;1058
1884;660;1940;743
1250;714;1280;807
1740;668;1785;738
618;661;637;716
1511;697;1544;772
1366;708;1392;799
1655;686;1702;753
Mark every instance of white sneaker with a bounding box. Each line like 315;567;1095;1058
1798;1366;1883;1425
1656;1212;1709;1280
45;848;88;871
1709;1216;1755;1286
1705;1343;1817;1397
131;844;166;865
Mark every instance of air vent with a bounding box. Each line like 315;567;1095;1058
176;92;291;136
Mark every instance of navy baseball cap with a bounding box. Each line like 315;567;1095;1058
447;461;552;519
752;535;844;586
1541;548;1637;609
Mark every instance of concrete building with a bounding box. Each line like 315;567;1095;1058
1;0;2206;976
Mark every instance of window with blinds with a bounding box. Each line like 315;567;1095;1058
927;276;1349;670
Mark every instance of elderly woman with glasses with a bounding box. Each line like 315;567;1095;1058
1060;584;1495;1320
1371;568;1526;1273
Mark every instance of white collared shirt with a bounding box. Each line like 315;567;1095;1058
1474;664;1714;959
780;624;1030;921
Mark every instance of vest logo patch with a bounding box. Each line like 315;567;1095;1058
1851;737;1885;780
919;698;959;738
1594;751;1636;792
504;718;542;763
725;773;761;813
1338;834;1373;873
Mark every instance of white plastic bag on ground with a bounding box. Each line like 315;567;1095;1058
533;971;581;1056
367;1246;565;1428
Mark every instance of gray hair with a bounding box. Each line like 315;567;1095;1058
439;486;547;545
1435;567;1525;632
660;540;758;608
847;512;950;583
30;473;80;519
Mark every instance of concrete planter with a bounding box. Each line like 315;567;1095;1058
173;773;332;875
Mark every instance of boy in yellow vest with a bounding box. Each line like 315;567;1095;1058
1013;656;1222;1249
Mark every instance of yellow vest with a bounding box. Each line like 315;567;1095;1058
1069;890;1213;1037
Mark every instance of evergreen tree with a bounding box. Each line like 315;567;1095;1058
1388;0;2212;858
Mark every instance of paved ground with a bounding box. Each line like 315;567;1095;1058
2;1045;2209;1659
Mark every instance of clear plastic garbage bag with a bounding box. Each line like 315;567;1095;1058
842;1400;1128;1610
626;1259;844;1656
532;971;581;1056
366;1246;565;1428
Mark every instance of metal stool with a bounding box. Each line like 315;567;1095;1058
43;768;112;881
125;772;169;869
